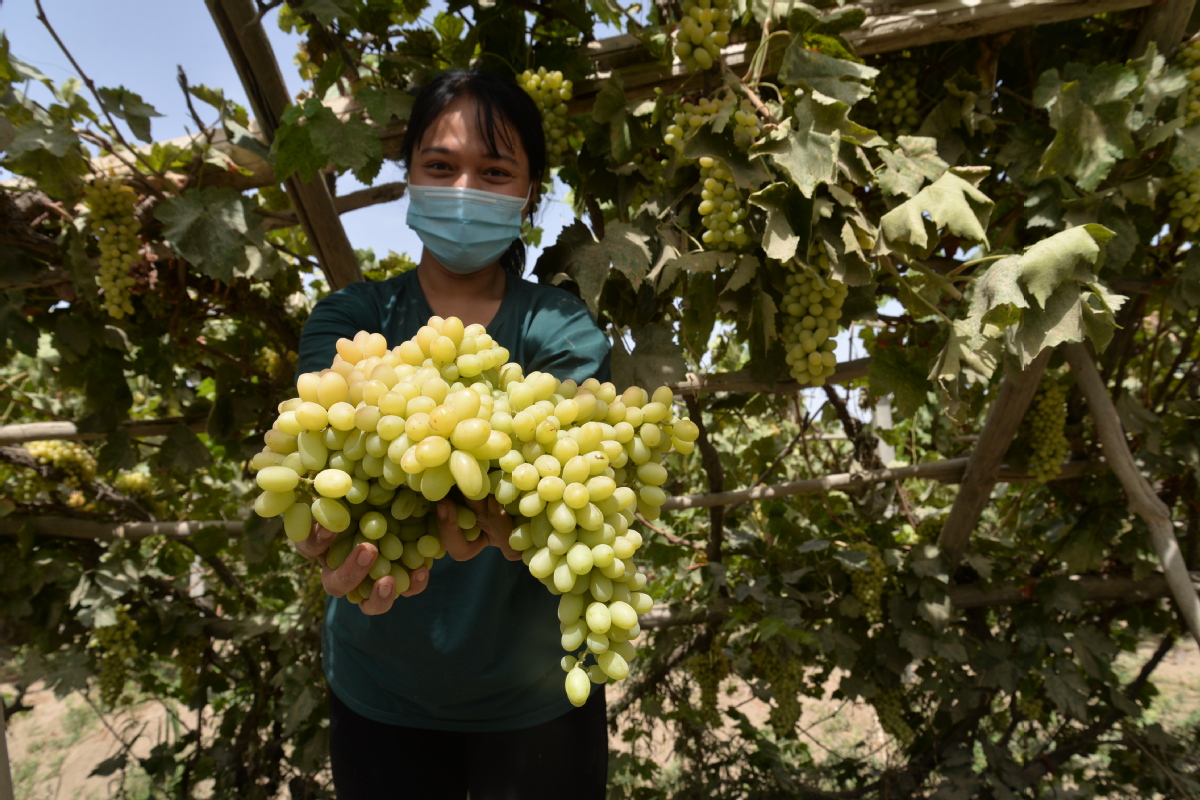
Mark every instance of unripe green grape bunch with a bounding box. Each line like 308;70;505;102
3;469;48;504
113;470;155;501
82;179;141;320
519;68;574;169
255;346;281;378
697;157;751;251
686;640;731;724
751;643;805;737
780;255;847;386
26;440;97;488
847;542;887;624
871;56;921;142
664;92;761;155
630;150;667;212
90;604;138;706
872;687;915;744
1168;40;1200;233
673;0;731;73
249;318;698;704
1020;381;1070;482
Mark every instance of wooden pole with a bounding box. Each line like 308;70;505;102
205;0;363;290
0;703;12;800
1132;0;1196;59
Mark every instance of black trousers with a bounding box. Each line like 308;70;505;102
328;687;608;799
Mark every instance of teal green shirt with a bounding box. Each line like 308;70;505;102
296;269;611;731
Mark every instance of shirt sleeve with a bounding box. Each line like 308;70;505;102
524;290;612;385
295;285;379;381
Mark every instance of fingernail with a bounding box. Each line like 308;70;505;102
438;504;448;519
379;582;393;599
317;528;331;541
415;570;427;584
357;547;374;567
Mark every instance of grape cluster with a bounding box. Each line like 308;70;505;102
872;57;921;142
847;543;886;624
673;0;732;73
1016;685;1045;723
255;346;281;378
1169;40;1200;233
113;470;155;501
780;256;847;386
752;643;805;737
873;687;914;744
26;440;97;488
1020;381;1069;482
177;636;206;702
3;469;47;504
631;151;667;212
686;640;731;724
90;605;138;706
249;317;698;703
519;68;574;169
664;92;762;155
696;157;751;251
82;179;141;320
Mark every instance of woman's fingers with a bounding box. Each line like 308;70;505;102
296;522;336;560
359;575;397;615
437;499;487;561
480;496;521;561
400;565;430;597
322;542;378;597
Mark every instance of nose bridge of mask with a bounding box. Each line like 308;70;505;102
410;184;529;211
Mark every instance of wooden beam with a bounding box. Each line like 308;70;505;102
936;349;1052;568
0;517;241;541
206;0;363;290
0;416;206;446
1064;342;1200;648
260;181;407;231
1132;0;1196;59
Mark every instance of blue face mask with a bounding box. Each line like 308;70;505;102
406;185;528;274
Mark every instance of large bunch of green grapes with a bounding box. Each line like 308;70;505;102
1019;381;1070;482
872;687;915;744
519;68;574;169
673;0;732;72
779;254;847;386
1169;40;1200;233
686;640;731;724
90;605;138;706
249;317;698;705
697;157;751;251
847;543;887;624
82;179;141;320
26;440;97;488
664;92;761;155
751;643;805;737
872;56;921;142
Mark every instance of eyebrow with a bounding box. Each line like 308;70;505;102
418;145;519;166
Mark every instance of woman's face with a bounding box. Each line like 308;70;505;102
408;95;534;213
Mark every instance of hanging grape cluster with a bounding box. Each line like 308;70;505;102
113;470;155;501
91;605;138;706
26;440;97;487
664;92;761;154
780;254;848;386
871;56;921;142
3;469;47;503
249;316;699;704
847;543;887;624
82;178;141;320
752;643;805;737
1016;684;1045;723
519;68;574;169
1020;381;1070;482
673;0;732;72
177;636;206;702
686;640;731;724
697;157;751;251
873;687;915;744
631;150;667;211
255;346;281;378
1169;39;1200;233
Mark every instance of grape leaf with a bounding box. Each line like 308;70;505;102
611;323;687;391
273;98;383;184
877;169;994;260
749;182;812;262
157;424;214;473
1035;64;1138;191
356;85;414;126
602;221;653;290
97;86;162;142
1170;123;1200;174
1019;223;1113;308
868;345;932;419
155;187;265;283
778;44;877;105
876;136;949;197
536;220;609;314
752;92;875;198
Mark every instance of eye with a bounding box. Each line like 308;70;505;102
423;160;453;172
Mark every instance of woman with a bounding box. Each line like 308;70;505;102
292;70;612;799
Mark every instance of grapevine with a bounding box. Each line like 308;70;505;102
248;316;699;705
872;687;915;744
847;543;887;624
90;605;138;707
780;254;847;386
1168;39;1200;233
82;178;141;320
673;0;732;73
26;440;98;488
519;68;574;169
1019;381;1070;482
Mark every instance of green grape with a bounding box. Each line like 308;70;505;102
113;470;154;501
1020;381;1070;482
82;178;141;319
687;639;731;724
26;440;98;487
4;468;49;503
847;542;887;624
1168;40;1200;232
751;642;805;737
90;604;138;706
673;0;732;73
870;54;922;142
519;68;574;169
779;254;848;386
873;687;915;744
255;346;281;378
665;92;761;155
696;155;751;251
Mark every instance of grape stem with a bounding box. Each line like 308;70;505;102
720;54;778;129
878;256;953;323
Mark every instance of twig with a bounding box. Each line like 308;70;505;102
684;394;725;565
177;66;216;148
636;513;703;551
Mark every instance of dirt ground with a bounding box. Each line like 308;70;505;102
4;637;1198;799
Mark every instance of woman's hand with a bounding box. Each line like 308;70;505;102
294;524;430;615
436;496;522;562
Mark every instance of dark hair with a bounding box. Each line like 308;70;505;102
401;69;546;276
